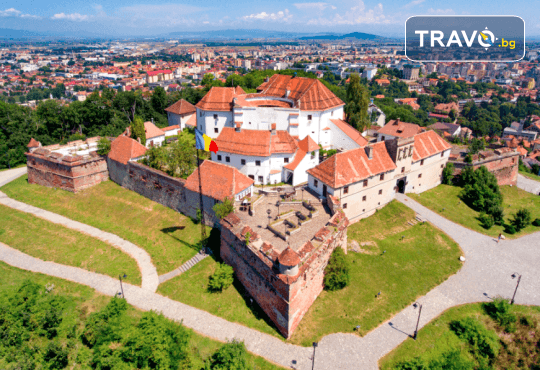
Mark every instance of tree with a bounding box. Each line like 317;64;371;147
460;166;503;216
442;162;455;185
151;86;167;114
167;130;196;178
208;263;234;292
511;208;532;231
323;247;349;291
97;137;111;155
131;116;146;145
345;73;370;132
213;196;235;220
206;339;248;370
468;138;485;155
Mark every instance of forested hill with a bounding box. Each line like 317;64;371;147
1;67;539;170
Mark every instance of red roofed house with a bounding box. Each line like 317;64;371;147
165;99;197;131
376;119;424;142
184;161;254;224
144;121;165;148
307;130;451;222
108;135;148;165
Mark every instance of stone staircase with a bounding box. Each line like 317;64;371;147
158;249;210;284
407;214;426;227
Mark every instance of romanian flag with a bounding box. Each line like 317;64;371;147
195;128;219;154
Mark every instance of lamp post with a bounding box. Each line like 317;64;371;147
276;201;281;219
119;273;127;299
311;342;318;370
267;209;272;227
413;302;422;340
511;273;522;305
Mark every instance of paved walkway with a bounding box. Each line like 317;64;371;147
1;166;539;369
517;174;540;195
0;167;159;293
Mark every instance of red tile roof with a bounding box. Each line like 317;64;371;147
185;160;253;201
278;247;300;266
165;99;196;115
195;86;246;111
378;119;424;138
307;141;396;188
109;135;147;165
215;127;297;157
256;74;344;111
27;138;40;148
330;119;368;146
162;125;180;132
284;135;318;171
412;130;452;161
185;114;197;127
144;121;165;139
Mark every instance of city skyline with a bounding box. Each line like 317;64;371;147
0;0;539;38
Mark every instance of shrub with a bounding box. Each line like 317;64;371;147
97;137;111;155
213;197;235;220
478;213;494;229
533;218;540;227
208;263;235;292
206;339;248;370
82;297;129;347
324;247;350;291
131;116;146;145
394;357;427;370
488;205;505;226
449;317;500;359
511;208;532;231
504;224;516;234
482;296;517;333
442;162;455;185
429;349;474;370
43;341;69;370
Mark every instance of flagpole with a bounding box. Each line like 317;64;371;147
197;148;207;250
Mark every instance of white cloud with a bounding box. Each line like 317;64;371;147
294;3;329;11
0;7;40;19
52;12;89;21
242;9;292;22
427;8;455;15
401;0;425;9
308;1;389;25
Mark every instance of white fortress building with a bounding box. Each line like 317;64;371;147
194;74;371;185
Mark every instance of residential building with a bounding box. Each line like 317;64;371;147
403;64;421;80
376;119;424;142
144;121;166;148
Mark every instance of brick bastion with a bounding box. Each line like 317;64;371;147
450;147;519;186
26;137;109;193
220;203;349;338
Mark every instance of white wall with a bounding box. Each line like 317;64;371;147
196;109;233;138
406;149;450;194
146;135;165;148
291;151;319;186
327;120;363;151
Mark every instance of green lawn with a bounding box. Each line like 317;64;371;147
0;204;141;286
0;262;286;370
409;184;540;239
379;303;540;370
159;201;463;346
519;169;540;182
1;175;208;275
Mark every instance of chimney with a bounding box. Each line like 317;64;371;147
235;122;241;132
394;118;400;125
365;145;373;160
265;76;269;82
285;89;290;98
270;123;276;135
151;117;154;124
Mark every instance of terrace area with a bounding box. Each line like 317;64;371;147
235;186;332;253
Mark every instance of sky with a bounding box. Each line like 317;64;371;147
0;0;538;38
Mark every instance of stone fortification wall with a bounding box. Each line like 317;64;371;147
107;158;218;226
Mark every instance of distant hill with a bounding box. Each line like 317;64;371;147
299;32;383;40
168;29;309;39
0;28;44;38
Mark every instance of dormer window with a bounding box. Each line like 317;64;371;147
308;115;312;120
213;114;218;119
